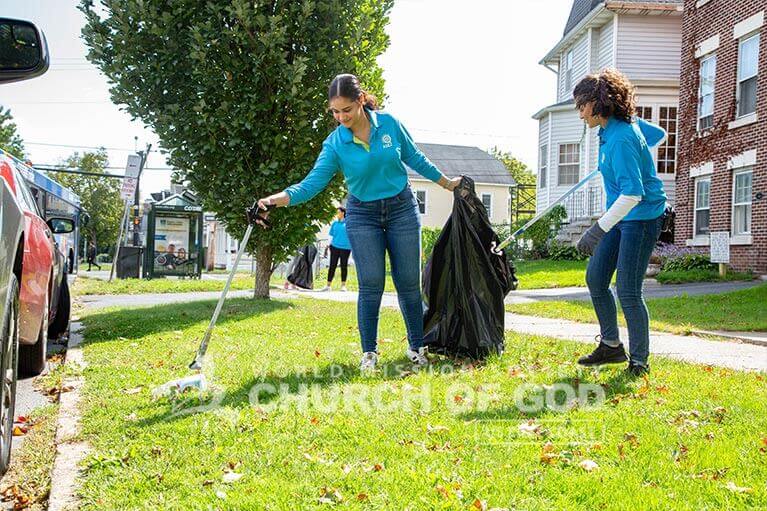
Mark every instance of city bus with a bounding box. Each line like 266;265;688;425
0;149;85;274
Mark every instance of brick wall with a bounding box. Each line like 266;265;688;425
676;0;766;273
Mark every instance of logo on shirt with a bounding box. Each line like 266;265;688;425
382;134;393;148
601;153;606;164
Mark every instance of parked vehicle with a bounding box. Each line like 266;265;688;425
0;160;74;375
0;16;51;475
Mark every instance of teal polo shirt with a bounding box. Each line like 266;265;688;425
329;219;351;250
284;109;444;204
598;116;667;221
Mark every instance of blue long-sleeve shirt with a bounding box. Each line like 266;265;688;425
597;116;667;221
284;109;444;204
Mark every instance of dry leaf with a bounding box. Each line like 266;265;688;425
310;417;320;426
579;459;599;472
314;350;321;358
472;499;488;510
124;386;143;395
318;487;343;504
356;493;369;501
518;420;541;436
453;395;465;404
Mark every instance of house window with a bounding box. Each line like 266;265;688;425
636;106;653;120
698;54;716;129
732;169;752;235
481;193;492;217
415;190;427;215
558;143;580;186
539;145;548;188
737;32;760;118
564;49;574;91
657;106;677;174
694;177;711;236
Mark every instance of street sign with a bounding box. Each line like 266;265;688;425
709;231;730;264
120;154;142;200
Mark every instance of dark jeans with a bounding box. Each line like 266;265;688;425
87;258;101;271
327;246;351;283
345;185;422;353
586;216;663;366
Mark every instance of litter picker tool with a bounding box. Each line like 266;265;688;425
491;169;599;255
188;201;274;370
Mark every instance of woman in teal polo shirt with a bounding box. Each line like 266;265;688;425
256;74;461;372
321;206;351;292
573;68;667;377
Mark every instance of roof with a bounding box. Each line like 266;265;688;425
407;143;516;186
564;0;682;35
532;99;576;120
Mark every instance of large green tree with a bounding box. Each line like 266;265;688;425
55;150;123;255
80;0;393;297
0;106;25;159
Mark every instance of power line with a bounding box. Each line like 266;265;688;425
25;141;137;151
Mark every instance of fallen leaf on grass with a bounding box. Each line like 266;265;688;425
427;424;448;434
364;463;384;472
724;481;752;494
472;499;488;510
579;459;599;472
310;417;320;426
356;493;368;501
123;386;143;395
314;350;321;358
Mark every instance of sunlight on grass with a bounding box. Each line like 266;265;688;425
76;296;767;509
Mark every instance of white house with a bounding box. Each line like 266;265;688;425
533;0;683;226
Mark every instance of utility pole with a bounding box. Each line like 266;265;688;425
132;143;152;246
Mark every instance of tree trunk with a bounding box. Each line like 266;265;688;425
253;244;273;299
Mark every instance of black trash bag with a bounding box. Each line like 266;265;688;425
423;176;518;359
287;244;317;290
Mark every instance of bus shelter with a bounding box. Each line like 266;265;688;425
143;192;203;279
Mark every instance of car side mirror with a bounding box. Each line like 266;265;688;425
47;218;74;234
0;18;49;85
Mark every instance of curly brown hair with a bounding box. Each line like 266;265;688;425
573;68;636;123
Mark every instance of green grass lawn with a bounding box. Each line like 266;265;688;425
72;275;257;296
76;296;766;509
656;269;755;285
508;283;767;335
514;260;588;290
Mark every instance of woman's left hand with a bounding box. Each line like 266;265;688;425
443;176;462;192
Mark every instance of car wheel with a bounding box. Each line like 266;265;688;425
0;275;20;475
48;277;70;339
19;289;47;376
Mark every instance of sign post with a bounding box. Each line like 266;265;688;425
709;231;730;277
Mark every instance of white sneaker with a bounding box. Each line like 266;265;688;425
340;284;348;292
406;347;429;367
319;285;331;292
360;352;378;372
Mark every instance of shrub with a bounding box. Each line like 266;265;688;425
548;241;587;261
421;227;442;263
661;253;715;272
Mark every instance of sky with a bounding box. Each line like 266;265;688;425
0;0;573;197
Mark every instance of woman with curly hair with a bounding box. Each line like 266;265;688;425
572;68;668;377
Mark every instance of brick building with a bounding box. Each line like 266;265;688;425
676;0;766;272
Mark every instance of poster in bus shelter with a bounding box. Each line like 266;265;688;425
153;216;191;273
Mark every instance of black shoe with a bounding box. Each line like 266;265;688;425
626;362;649;377
577;342;628;366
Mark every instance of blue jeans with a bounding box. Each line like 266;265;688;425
345;185;423;353
586;216;663;366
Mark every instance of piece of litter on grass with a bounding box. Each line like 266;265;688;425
124;386;143;395
222;472;243;484
725;481;752;494
12;426;27;437
579;459;599;472
215;490;227;499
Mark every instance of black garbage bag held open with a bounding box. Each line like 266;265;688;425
422;176;518;359
287;244;318;290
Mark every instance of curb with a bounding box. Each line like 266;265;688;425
48;321;89;511
689;329;767;348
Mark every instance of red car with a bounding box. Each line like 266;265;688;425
0;158;73;376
